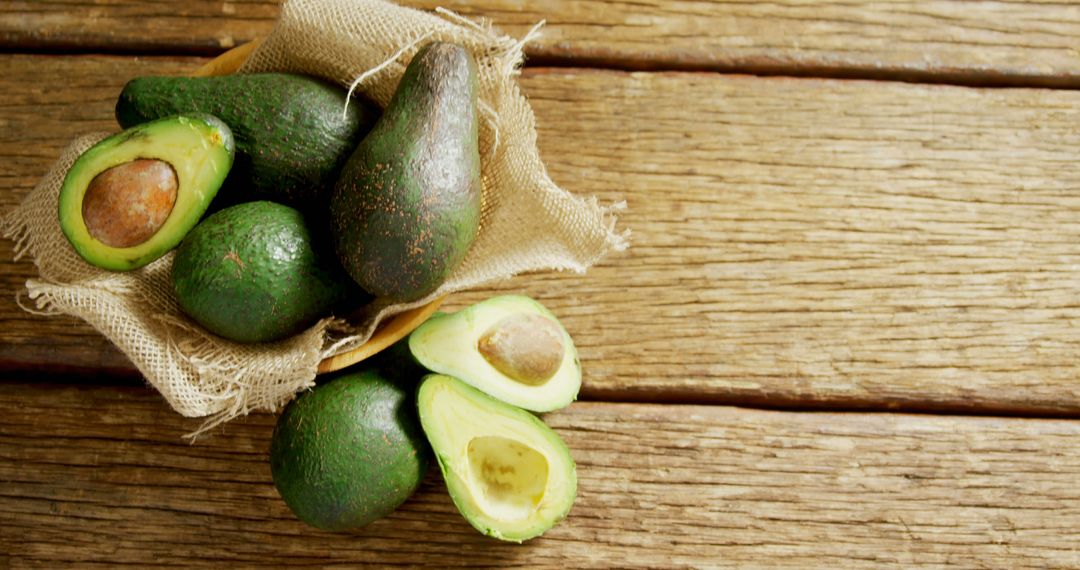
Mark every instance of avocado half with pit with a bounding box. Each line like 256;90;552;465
408;295;581;412
58;113;234;271
417;374;577;542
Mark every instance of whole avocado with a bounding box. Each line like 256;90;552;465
330;42;482;302
270;368;431;531
171;201;363;343
116;73;379;209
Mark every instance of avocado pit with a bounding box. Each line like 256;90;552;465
477;313;565;386
82;158;178;248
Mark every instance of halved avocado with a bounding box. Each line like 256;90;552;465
58;113;234;271
408;295;580;412
417;374;577;542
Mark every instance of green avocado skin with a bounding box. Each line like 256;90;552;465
116;73;379;208
330;42;481;302
270;368;431;532
58;113;234;272
171;201;362;343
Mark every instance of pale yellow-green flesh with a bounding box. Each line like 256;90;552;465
58;116;231;270
410;295;581;412
467;435;549;522
418;375;577;542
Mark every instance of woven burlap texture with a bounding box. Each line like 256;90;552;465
3;0;627;432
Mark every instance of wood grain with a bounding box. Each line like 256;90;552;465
0;55;204;374
2;379;1079;568
6;54;1080;414
2;1;1080;85
508;68;1080;414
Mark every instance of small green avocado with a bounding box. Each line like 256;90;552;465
330;42;482;302
418;374;577;542
58;113;234;271
171;201;364;343
409;296;581;412
271;368;431;531
116;73;379;208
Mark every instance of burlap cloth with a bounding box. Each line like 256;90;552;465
2;0;627;434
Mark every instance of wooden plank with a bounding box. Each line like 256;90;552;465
0;55;205;374
6;54;1080;414
2;1;1080;85
2;379;1080;568
516;68;1080;414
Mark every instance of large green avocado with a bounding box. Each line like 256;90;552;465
116;73;379;208
270;368;431;531
330;42;482;302
417;374;577;542
58;113;234;271
171;201;364;344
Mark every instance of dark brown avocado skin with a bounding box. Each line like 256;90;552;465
329;42;482;302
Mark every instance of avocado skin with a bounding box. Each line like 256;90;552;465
116;73;379;209
171;201;363;343
270;368;431;531
416;374;577;542
330;42;481;302
58;113;234;271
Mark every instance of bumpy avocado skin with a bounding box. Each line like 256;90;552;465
330;42;482;302
116;73;379;208
171;201;364;343
270;368;432;531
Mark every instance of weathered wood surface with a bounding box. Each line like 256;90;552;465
2;379;1079;568
3;1;1080;85
6;54;1080;414
0;55;202;375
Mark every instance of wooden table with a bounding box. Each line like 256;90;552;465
3;1;1080;567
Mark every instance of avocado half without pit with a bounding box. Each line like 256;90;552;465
58;113;234;271
408;295;581;412
417;374;577;542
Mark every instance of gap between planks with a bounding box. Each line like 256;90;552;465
3;0;1080;89
5;42;1080;92
7;56;1080;416
3;380;1080;568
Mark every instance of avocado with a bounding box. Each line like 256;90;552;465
330;42;481;302
58;113;234;271
116;73;379;208
171;201;364;343
409;296;580;412
270;367;431;531
417;374;577;542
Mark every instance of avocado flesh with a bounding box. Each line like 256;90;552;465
270;368;431;531
58;113;234;271
409;295;581;412
116;73;379;209
417;374;576;542
330;41;481;302
171;201;364;343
